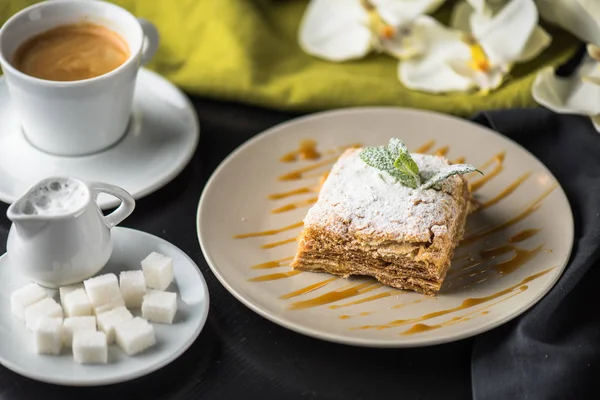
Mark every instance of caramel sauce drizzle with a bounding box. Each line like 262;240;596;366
289;282;383;310
354;267;555;330
234;222;303;239
470;152;505;192
461;185;556;246
493;245;544;275
401;307;495;336
476;172;531;211
271;197;318;214
449;229;540;277
280;139;321;162
250;256;295;270
434;146;449;156
261;236;297;249
278;157;339;181
279;277;338;299
248;270;302;282
329;291;398;309
268;187;315;200
339;312;373;320
414;140;435;153
392;299;424;309
445;245;544;291
237;139;558;336
277;142;362;181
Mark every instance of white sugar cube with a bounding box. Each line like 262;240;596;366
84;273;125;309
34;317;63;355
63;289;92;317
11;283;48;321
114;317;156;356
73;331;107;364
59;284;83;309
142;290;177;324
63;316;96;347
25;298;63;331
142;252;173;290
96;306;133;343
119;270;147;308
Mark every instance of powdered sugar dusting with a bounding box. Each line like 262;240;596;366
303;148;465;242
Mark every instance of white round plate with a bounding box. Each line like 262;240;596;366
0;227;209;386
0;68;199;210
197;107;573;347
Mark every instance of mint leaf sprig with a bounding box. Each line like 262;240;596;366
360;138;421;188
359;138;482;190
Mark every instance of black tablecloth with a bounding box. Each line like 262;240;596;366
0;101;598;400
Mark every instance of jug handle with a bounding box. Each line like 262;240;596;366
90;183;136;228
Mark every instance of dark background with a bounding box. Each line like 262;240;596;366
0;98;472;400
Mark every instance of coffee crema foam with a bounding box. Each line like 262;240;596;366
20;179;87;216
13;23;129;82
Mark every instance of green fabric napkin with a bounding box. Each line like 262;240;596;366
1;0;580;116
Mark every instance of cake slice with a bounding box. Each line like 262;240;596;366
291;142;473;295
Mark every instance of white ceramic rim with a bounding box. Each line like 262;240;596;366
0;0;144;87
196;106;574;348
0;227;211;386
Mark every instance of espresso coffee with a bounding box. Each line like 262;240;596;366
13;23;129;81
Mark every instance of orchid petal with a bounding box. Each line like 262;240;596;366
517;26;552;62
472;0;538;66
532;57;600;116
466;0;509;15
536;0;600;45
298;0;371;62
450;1;474;33
399;17;475;93
576;0;600;22
373;0;445;25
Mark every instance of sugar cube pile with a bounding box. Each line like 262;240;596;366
10;251;177;365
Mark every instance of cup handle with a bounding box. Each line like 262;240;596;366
137;18;160;65
90;182;136;228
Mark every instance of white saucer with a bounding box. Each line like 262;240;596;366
198;107;573;347
0;227;209;386
0;69;199;209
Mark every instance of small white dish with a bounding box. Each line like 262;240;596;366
197;107;573;347
0;227;210;386
0;68;200;209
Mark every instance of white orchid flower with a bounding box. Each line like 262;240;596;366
535;0;600;45
298;0;445;62
399;0;551;94
532;45;600;132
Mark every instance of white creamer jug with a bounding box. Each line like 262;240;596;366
6;177;135;288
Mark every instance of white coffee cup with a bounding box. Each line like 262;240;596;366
0;0;160;156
